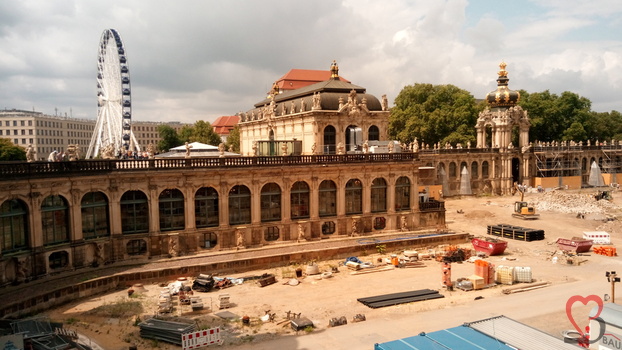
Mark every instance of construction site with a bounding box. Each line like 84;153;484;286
0;188;619;349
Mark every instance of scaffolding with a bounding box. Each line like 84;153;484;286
534;150;581;178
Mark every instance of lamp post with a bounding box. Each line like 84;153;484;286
606;271;620;303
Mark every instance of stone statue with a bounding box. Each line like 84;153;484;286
466;140;471;149
311;142;317;155
338;96;345;110
102;144;115;159
413;140;419;152
26;144;36;162
16;257;29;283
388;141;394;153
147;143;155;158
218;143;225;157
300;99;306;112
290;100;296;114
381;94;388;111
337;142;345;155
401;216;408;232
351;219;359;237
252;141;258;156
168;235;178;257
297;224;306;243
362;140;369;154
508;142;514;149
185;142;193;158
312;92;321;110
236;229;245;250
281;142;288;156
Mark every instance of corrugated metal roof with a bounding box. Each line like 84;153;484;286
466;315;581;350
375;325;516;350
590;303;622;327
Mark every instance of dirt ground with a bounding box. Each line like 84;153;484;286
43;188;622;349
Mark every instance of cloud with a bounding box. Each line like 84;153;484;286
0;0;621;124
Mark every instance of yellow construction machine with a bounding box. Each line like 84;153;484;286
513;185;540;220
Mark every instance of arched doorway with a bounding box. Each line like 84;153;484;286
345;125;361;152
323;125;336;154
512;157;520;184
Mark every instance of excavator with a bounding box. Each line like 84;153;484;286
513;184;540;220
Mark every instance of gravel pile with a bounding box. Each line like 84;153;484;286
531;191;619;215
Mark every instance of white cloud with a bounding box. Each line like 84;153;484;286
0;0;621;122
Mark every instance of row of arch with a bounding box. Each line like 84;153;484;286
0;177;412;254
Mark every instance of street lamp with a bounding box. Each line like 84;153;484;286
606;271;620;303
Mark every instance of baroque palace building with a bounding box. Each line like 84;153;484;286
1;61;621;286
0;62;445;285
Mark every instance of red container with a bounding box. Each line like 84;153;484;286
472;237;508;256
556;237;593;253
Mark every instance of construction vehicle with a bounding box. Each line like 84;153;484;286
594;190;612;201
513;184;540;220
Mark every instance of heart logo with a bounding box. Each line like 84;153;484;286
565;295;604;335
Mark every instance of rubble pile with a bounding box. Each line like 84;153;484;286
531;191;619;215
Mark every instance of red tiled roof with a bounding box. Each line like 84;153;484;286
275;69;350;91
212;115;239;135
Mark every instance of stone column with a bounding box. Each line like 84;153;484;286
148;185;159;233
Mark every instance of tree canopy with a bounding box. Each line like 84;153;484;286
389;83;621;145
225;124;240;153
157;120;223;152
0;138;27;161
388;83;482;146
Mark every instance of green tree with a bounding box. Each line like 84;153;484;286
388;83;480;146
518;90;592;142
178;125;194;143
225;124;240;153
190;120;222;146
0;138;27;161
157;125;181;152
586;110;622;141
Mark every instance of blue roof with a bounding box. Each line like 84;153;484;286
375;325;516;350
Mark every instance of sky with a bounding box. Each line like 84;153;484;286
1;0;621;124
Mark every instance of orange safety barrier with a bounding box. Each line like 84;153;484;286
593;246;617;257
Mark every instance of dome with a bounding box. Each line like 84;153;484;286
485;62;520;108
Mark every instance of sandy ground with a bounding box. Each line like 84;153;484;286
42;188;622;349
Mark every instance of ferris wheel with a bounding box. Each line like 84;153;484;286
86;28;139;158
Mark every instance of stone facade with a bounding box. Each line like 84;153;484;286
0;155;447;285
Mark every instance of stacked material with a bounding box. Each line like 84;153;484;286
594;246;617;257
357;289;444;309
487;224;545;241
139;318;196;345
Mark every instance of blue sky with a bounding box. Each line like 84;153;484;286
0;0;620;123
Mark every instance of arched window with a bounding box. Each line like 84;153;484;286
41;195;69;245
323;125;336;154
471;162;479;179
49;251;69;269
229;185;251;225
368;125;380;141
319;180;337;217
449;162;457;178
345;179;363;215
371;178;387;213
395;176;411;211
81;192;110;239
265;226;279;241
120;190;149;234
195;187;219;228
202;232;218;249
159;189;185;231
261;183;281;222
291;181;309;219
482;161;490;179
0;199;28;253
